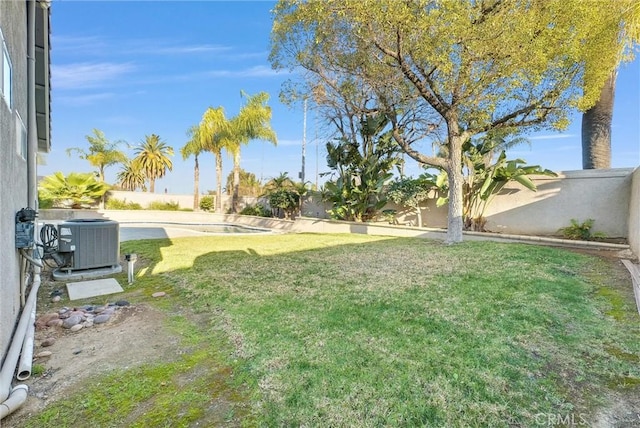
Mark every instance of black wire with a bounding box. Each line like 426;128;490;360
39;224;58;254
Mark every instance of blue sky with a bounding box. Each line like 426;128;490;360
42;0;639;195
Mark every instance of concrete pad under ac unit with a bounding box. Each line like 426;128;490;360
66;278;124;301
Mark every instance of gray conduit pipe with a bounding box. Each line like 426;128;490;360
17;307;36;381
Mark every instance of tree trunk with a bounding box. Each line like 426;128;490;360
215;151;223;213
193;156;200;210
581;71;616;169
232;150;241;213
446;136;465;243
416;205;422;228
149;179;155;193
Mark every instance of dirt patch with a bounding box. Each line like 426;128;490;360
3;289;181;427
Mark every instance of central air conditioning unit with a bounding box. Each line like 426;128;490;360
57;219;120;271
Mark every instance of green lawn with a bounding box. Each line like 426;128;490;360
26;234;640;427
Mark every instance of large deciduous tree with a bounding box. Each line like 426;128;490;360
271;0;624;242
581;1;639;169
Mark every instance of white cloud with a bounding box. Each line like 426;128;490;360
56;92;115;107
205;65;285;79
52;62;136;89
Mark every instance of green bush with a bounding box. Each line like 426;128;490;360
148;200;181;211
199;196;215;212
558;218;606;241
240;204;272;217
105;198;143;210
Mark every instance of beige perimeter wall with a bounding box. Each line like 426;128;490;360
60;167;639;246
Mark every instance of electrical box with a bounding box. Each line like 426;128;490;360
15;208;37;249
57;219;119;271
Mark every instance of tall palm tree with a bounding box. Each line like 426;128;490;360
66;128;127;182
133;134;174;193
582;1;639;169
199;107;231;212
116;158;146;191
227;91;277;212
181;125;205;210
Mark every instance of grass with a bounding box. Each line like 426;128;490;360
23;234;640;427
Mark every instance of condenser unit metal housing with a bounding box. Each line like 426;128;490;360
57;219;120;271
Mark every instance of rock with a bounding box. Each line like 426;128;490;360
72;348;82;355
58;307;70;315
51;295;61;303
46;319;63;328
152;291;166;298
99;307;116;315
93;305;108;313
115;300;130;306
94;314;111;324
50;289;62;297
69;310;87;318
35;351;52;358
41;338;56;347
62;315;83;329
70;324;83;332
36;313;59;328
83;320;94;328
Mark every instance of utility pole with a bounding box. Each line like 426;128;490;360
300;98;307;183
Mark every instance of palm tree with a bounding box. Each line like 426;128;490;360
66;129;127;182
133;134;174;193
181;125;205;210
227;91;277;212
582;1;639;169
263;172;293;194
199;107;231;212
116;158;146;191
39;172;110;209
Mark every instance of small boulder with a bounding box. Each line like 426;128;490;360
62;315;83;329
46;319;64;328
115;300;130;306
93;314;111;324
41;338;56;347
35;351;52;358
70;324;83;332
152;291;166;298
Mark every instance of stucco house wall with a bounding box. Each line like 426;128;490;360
0;0;30;360
0;0;50;370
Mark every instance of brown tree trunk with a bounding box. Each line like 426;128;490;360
582;71;616;169
232;151;241;213
215;151;223;213
446;135;465;243
193;156;199;210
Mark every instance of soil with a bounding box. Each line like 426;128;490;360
2;278;182;428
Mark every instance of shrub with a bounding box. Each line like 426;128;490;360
240;204;272;217
148;200;180;211
105;198;142;210
558;219;607;241
199;196;215;212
